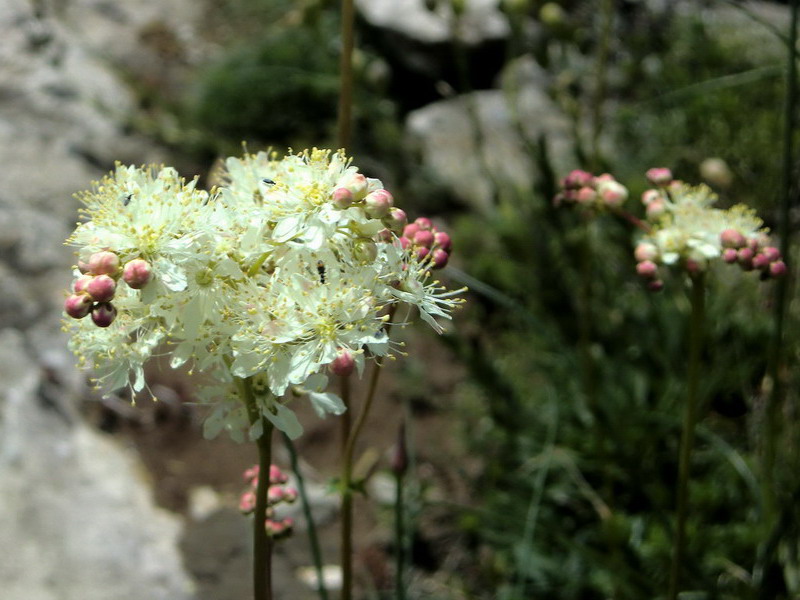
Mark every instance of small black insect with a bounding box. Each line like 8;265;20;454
262;178;276;186
122;193;132;206
316;260;326;284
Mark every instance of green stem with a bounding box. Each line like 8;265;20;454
340;373;354;600
590;0;614;171
283;433;329;600
336;0;356;150
394;469;406;600
668;273;706;600
764;0;798;523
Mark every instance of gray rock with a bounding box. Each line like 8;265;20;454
406;58;574;213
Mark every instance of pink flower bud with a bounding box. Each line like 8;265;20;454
770;260;787;277
414;230;435;248
77;260;91;274
432;248;449;269
268;487;285;505
329;349;355;377
397;236;411;250
762;246;781;262
752;253;771;270
634;242;658;262
91;302;117;328
340;173;368;201
332;187;354;209
283;487;298;503
594;173;615;184
636;260;658;279
73;274;93;294
402;223;420;239
269;465;288;485
598;181;628;207
646;199;666;220
647;279;664;292
384;207;408;233
562;169;594;190
641;189;661;205
64;294;93;319
365;189;394;218
720;229;747;249
88;251;120;276
416;246;430;261
391;423;408;476
122;259;152;289
414;217;433;230
376;228;393;243
434;231;452;252
646;167;673;186
738;248;754;270
576;186;597;204
86;274;117;302
722;248;738;263
244;465;260;483
239;491;256;514
685;258;704;275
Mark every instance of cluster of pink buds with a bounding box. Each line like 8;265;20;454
63;251;153;327
554;169;629;210
394;217;452;269
640;168;682;220
333;175;408;227
720;229;786;279
633;242;665;292
239;464;297;540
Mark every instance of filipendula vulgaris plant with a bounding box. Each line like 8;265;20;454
63;148;463;599
557;167;784;600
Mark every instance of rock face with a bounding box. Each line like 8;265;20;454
405;58;574;213
0;1;194;598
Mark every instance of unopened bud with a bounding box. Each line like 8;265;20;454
720;229;747;249
332;187;354;209
634;242;658;262
77;260;91;274
391;422;408;476
738;247;754;270
122;259;152;289
576;186;597;204
364;189;394;218
598;181;628;207
384;207;408;233
329;349;355;377
283;487;298;503
699;157;733;189
402;224;420;239
91;302;117;327
416;246;430;261
64;294;93;319
762;246;781;262
646;199;666;220
562;169;594;190
414;230;435;248
268;487;285;505
239;491;256;514
432;248;449;269
397;237;411;250
86;274;116;302
770;260;787;277
752;253;771;270
646;167;673;186
722;248;738;263
641;189;661;205
647;279;665;292
636;260;658;279
685;258;705;275
339;173;368;201
434;231;452;252
269;465;288;485
376;228;393;243
244;465;260;483
88;251;120;276
73;274;93;294
355;241;378;263
414;217;433;230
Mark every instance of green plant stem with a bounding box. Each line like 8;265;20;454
283;433;329;600
394;469;406;600
764;0;798;523
336;0;356;150
253;421;275;600
590;0;614;170
668;273;706;600
339;372;354;600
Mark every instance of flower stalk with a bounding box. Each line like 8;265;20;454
337;0;356;150
668;272;706;600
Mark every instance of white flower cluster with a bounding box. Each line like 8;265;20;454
64;149;463;439
634;168;785;290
